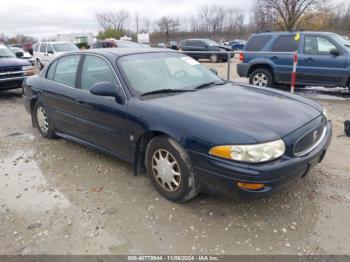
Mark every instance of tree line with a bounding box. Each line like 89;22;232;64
95;0;350;44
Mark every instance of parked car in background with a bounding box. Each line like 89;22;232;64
179;38;233;63
156;43;166;48
169;41;178;50
0;44;34;91
11;42;33;55
224;39;246;50
9;47;35;65
23;48;331;202
92;40;142;49
238;31;350;91
33;42;79;70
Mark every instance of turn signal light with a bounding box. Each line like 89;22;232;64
237;182;264;191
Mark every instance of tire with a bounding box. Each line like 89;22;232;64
145;135;200;202
210;54;218;63
249;68;274;87
33;102;56;138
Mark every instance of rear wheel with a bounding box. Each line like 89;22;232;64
210;54;218;63
33;102;56;138
249;68;274;87
145;135;199;202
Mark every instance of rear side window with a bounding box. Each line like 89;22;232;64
245;35;272;51
53;55;80;87
39;43;47;53
46;60;58;80
33;44;39;52
271;35;298;52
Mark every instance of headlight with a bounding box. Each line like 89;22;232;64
322;107;327;119
209;139;285;163
22;65;35;76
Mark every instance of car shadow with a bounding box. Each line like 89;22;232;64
0;89;22;100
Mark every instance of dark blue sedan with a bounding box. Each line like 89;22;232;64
23;48;332;202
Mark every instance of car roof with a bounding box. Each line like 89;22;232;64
252;31;334;36
81;48;176;58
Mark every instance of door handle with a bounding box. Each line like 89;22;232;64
304;57;314;62
271;56;279;60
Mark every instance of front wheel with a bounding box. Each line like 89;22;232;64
145;135;199;202
249;68;274;87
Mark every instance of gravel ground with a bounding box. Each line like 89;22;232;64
0;69;350;255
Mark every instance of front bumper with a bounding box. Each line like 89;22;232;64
189;121;332;197
0;76;25;91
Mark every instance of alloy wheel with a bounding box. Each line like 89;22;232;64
252;73;268;87
36;106;49;133
151;149;181;192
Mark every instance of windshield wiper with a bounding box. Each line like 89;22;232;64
141;88;195;97
194;81;226;90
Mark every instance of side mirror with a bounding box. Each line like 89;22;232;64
209;68;218;75
330;48;340;56
15;51;24;58
89;82;125;104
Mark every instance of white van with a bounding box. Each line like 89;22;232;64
33;42;79;69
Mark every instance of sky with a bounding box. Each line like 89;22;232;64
0;0;254;39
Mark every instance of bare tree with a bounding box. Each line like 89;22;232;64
142;18;151;33
256;0;326;31
95;13;111;30
95;10;130;31
156;16;179;43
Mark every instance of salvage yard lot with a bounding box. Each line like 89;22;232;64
0;61;350;255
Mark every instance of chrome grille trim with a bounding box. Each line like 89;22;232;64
294;125;327;157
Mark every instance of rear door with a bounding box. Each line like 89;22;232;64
298;34;346;86
73;54;130;159
42;54;82;136
268;34;299;83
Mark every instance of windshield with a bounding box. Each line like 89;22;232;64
0;45;15;58
53;43;79;52
204;39;219;46
116;41;142;48
118;52;224;96
331;34;350;51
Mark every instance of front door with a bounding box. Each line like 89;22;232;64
74;54;131;160
298;34;346;86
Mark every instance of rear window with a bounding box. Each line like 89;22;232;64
245;35;272;51
271;35;298;52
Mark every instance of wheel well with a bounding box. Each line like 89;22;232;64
30;99;38;127
133;131;167;176
248;64;274;77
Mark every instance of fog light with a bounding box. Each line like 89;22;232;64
237;182;265;190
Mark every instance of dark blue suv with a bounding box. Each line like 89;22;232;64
0;43;34;91
237;32;350;91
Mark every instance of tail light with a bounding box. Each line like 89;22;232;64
239;52;244;62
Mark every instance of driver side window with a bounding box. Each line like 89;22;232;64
304;36;338;55
80;55;118;91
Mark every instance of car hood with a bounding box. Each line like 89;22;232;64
0;57;31;67
146;83;322;142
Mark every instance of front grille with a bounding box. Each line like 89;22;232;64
0;67;23;79
294;124;326;156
